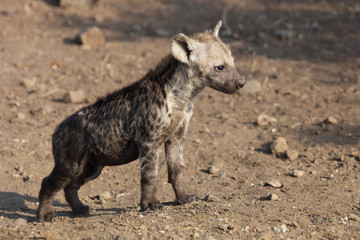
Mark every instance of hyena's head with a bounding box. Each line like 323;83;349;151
171;20;245;94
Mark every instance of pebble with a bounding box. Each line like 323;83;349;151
208;165;220;175
274;29;296;40
268;193;279;201
20;78;37;88
286;149;299;160
60;0;97;7
349;214;360;221
270;137;288;154
155;28;169;37
325;116;339;124
63;90;85;103
46;231;61;240
13;218;27;226
266;180;282;188
100;191;111;200
292;170;305;178
75;26;105;47
272;224;288;233
204;194;217;202
16;112;26;119
241;80;262;94
256;113;277;126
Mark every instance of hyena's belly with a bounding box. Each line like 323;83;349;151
91;139;139;166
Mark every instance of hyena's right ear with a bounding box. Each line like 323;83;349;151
171;33;201;64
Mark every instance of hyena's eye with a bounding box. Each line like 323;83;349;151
215;65;226;72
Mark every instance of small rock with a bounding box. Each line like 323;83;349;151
75;26;105;47
274;29;296;40
268;193;279;201
325;116;339;124
217;223;228;232
155;28;169;37
99;191;111;200
272;224;288;233
42;105;53;114
15;165;24;172
349;214;360;221
20;78;37;88
270;137;288;154
292;170;305;178
208;165;220;175
350;151;359;157
60;0;98;8
46;231;61;240
286;149;299;160
266;180;282;188
63;90;85;103
242;80;262;94
204;194;217;202
16;112;26;120
94;14;104;24
256;113;277;126
13;218;27;226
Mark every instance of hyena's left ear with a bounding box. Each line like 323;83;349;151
212;20;222;37
171;33;201;64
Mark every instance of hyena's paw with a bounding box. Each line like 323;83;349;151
140;200;163;212
177;194;200;204
73;205;91;216
36;210;55;222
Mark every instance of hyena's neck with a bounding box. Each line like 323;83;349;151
160;55;204;106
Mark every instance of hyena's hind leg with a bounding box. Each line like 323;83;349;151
64;163;103;215
36;166;72;222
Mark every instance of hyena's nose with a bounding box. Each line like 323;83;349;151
236;76;246;89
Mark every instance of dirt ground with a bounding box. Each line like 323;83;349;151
1;0;360;239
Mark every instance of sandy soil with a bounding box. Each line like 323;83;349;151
0;0;359;239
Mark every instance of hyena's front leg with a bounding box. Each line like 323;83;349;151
165;109;199;204
139;145;162;211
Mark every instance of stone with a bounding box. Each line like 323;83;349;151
100;191;111;200
60;0;98;8
20;78;37;88
155;28;169;37
325;116;339;124
204;194;217;202
270;137;288;154
268;193;279;201
242;80;262;94
266;180;282;188
46;231;61;240
75;26;105;47
274;29;296;40
286;149;299;160
272;224;288;233
208;165;220;175
63;90;85;103
256;113;277;126
349;214;360;221
16;112;26;120
14;218;27;226
292;169;305;178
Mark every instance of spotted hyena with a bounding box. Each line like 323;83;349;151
36;20;246;221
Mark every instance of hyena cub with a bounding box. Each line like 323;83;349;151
36;20;246;221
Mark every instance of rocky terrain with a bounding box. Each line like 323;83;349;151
0;0;359;239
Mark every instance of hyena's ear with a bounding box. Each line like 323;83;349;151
212;20;222;37
171;33;200;64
